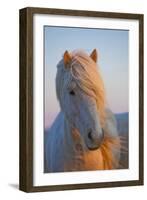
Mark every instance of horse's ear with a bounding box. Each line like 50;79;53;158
63;50;72;68
90;49;97;63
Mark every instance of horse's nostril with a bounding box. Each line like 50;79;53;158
88;131;93;140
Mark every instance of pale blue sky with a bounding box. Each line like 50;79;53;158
44;26;129;128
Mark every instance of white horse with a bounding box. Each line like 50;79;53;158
45;49;122;172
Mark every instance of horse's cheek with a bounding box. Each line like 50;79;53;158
62;94;70;114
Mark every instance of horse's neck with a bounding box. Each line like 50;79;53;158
63;117;86;170
63;117;82;153
62;112;121;171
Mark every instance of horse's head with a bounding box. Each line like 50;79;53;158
56;49;106;150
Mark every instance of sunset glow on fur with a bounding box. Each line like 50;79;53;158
69;50;106;126
45;49;125;172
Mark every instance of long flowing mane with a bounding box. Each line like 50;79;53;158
55;50;123;170
56;50;106;126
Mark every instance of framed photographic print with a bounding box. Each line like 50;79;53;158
19;7;144;192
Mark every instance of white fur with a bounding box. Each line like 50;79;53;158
45;50;120;172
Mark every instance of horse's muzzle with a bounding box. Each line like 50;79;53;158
86;129;104;150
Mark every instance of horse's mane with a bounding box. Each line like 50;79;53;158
55;50;125;170
70;128;121;170
56;50;106;127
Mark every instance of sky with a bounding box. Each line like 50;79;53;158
44;26;129;128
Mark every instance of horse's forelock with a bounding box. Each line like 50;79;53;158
70;51;106;127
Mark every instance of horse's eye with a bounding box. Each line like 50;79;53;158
69;90;75;95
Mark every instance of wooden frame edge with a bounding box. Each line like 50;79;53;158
19;7;144;193
139;14;144;186
19;8;33;192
